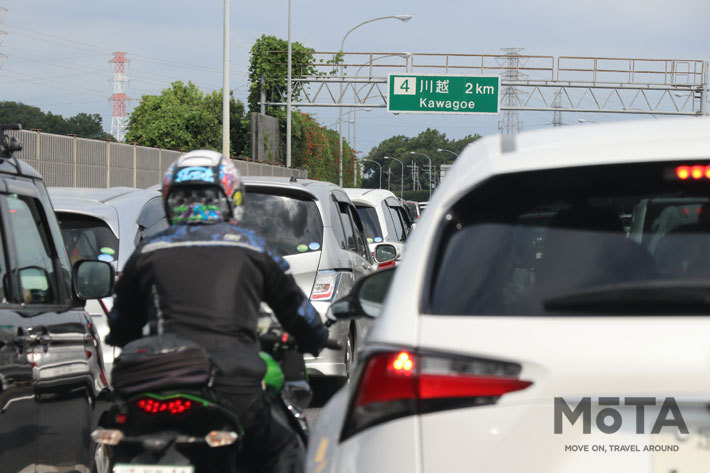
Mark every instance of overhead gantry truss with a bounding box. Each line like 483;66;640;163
264;52;708;116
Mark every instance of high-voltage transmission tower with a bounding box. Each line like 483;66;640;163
551;93;564;127
497;48;526;135
109;52;130;142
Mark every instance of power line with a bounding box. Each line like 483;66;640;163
6;26;227;74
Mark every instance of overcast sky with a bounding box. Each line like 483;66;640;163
0;0;707;155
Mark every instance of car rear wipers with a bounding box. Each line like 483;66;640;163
543;279;710;314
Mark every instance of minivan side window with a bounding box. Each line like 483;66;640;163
337;202;357;252
136;196;169;244
346;205;370;260
330;198;347;250
7;194;58;304
386;204;406;242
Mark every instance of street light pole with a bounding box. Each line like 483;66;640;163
337;14;412;186
222;0;230;158
384;156;404;199
436;148;458;158
361;158;382;189
410;151;432;200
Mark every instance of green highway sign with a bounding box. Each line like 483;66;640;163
388;74;500;115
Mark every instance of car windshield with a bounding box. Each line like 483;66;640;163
429;160;710;315
240;190;324;256
355;205;384;243
56;212;119;265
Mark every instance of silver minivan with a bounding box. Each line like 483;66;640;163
241;177;375;393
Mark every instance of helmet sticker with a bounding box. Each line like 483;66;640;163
175;166;215;183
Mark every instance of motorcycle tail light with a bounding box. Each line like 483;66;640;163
205;430;239;447
134;395;205;415
91;428;123;445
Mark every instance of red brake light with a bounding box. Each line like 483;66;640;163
343;350;532;441
676;165;710;180
135;397;197;415
355;352;417;407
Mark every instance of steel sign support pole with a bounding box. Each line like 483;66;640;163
286;0;293;167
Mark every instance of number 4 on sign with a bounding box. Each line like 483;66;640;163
394;77;416;95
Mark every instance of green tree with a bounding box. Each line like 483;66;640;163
126;81;249;154
0;101;113;140
361;128;481;193
291;111;359;185
247;35;319;119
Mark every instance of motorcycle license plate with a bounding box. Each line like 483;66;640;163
113;464;194;473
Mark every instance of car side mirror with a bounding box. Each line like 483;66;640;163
373;243;397;265
73;260;115;300
327;267;396;321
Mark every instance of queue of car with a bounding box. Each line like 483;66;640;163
8;115;703;473
308;117;710;473
0;131;115;472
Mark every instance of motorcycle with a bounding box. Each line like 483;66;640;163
91;319;338;473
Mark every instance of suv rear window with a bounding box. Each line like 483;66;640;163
241;190;324;256
56;213;119;265
429;161;710;316
355;205;384;243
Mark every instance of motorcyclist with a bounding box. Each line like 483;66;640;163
107;149;328;473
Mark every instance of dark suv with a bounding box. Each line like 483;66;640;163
0;127;114;472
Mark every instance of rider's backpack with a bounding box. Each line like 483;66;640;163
111;334;213;395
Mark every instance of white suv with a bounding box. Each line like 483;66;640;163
309;117;710;473
345;188;410;265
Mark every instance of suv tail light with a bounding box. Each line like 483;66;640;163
341;350;532;441
311;270;341;301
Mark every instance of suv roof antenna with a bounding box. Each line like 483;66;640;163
289;175;297;183
0;124;24;176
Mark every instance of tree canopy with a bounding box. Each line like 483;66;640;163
361;128;480;197
125;81;249;154
0;101;113;140
248;35;319;120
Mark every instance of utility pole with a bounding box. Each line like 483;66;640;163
0;7;7;68
222;0;230;157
